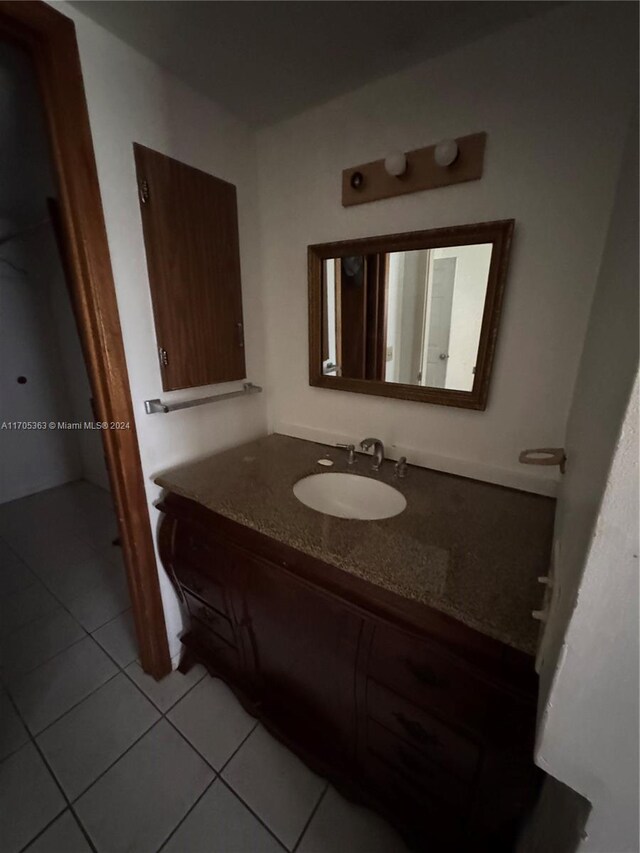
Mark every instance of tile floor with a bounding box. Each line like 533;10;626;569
0;480;409;852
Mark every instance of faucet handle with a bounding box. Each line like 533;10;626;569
336;443;356;464
394;457;408;478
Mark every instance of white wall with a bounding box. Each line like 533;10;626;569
55;2;269;659
539;115;640;690
46;226;110;491
534;115;639;852
0;222;111;501
538;377;639;853
257;3;636;496
0;227;82;502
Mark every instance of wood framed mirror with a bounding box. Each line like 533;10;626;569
308;219;514;410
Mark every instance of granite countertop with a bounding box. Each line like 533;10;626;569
155;434;555;655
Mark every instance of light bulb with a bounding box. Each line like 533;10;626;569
384;151;407;177
434;139;459;167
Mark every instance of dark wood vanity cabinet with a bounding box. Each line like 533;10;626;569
159;493;541;851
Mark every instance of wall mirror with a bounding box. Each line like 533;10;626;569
308;220;514;409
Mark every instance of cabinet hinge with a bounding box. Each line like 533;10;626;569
139;178;150;205
158;347;168;368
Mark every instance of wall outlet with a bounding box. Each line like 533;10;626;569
386;346;393;361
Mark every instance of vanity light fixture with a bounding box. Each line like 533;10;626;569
384;151;407;177
342;131;486;207
434;139;459;167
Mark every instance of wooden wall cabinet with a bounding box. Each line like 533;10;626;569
159;493;541;851
134;144;246;391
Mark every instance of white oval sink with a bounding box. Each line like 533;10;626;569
293;473;406;520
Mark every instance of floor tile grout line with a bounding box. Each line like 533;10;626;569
26;644;164;778
31;747;99;853
1;551;94;645
30;560;131;635
30;673;163;808
74;602;132;635
4;679;98;853
215;720;259;775
119;661;208;717
66;713;160;806
48;632;209;805
209;717;316;853
0;598;63;644
161;714;223;775
1;513;135;687
0;536;27;566
10;661;121;742
16;809;70;853
155;774;219;853
91;604;133;635
215;775;290;852
0;573;40;598
162;710;258;777
0;732;31;765
5;535;106;581
153;692;294;853
36;677;225;838
1;631;88;688
292;782;330;852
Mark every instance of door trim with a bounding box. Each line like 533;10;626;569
0;1;171;677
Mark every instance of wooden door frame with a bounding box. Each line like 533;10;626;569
0;1;171;678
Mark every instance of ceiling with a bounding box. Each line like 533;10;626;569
71;1;561;126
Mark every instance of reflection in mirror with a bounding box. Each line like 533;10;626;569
310;220;514;410
323;243;492;392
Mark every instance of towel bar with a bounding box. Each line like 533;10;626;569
144;382;262;415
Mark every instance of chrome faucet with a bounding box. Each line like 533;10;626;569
335;443;357;464
360;437;384;471
394;457;408;478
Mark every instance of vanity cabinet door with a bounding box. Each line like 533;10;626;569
234;546;361;765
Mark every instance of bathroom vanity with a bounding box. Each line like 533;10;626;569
156;434;554;851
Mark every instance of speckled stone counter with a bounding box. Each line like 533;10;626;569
155;434;555;655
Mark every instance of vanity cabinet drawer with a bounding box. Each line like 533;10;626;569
365;717;472;812
175;561;230;617
175;522;230;575
367;679;480;783
368;624;504;733
184;591;236;647
187;621;239;677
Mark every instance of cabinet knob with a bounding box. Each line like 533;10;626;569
198;607;216;625
404;657;447;688
393;711;439;748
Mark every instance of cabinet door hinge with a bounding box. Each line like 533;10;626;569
237;322;244;348
158;347;168;368
139;178;150;205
